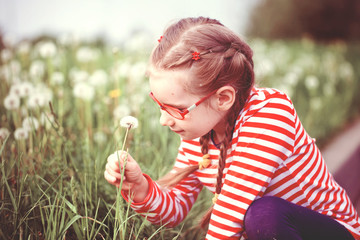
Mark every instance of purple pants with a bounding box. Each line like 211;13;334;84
244;196;354;240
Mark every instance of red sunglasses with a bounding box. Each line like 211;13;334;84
149;89;218;120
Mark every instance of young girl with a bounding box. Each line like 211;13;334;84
104;17;360;240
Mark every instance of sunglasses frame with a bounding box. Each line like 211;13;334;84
149;89;218;120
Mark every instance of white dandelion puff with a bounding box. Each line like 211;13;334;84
4;94;20;110
89;69;108;87
305;75;319;90
37;41;57;58
17;41;31;55
14;127;29;140
51;71;65;85
19;82;35;97
1;49;13;62
76;47;99;63
120;116;138;129
40;112;55;129
0;128;10;141
22;117;40;131
27;94;47;108
94;131;107;145
73;82;95;100
69;68;89;83
29;60;45;79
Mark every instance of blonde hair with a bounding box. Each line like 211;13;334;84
152;17;255;228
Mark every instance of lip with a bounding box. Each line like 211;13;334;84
170;129;184;134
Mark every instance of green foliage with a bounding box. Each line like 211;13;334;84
247;0;360;40
0;36;359;239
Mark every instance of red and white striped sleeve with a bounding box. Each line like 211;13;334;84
121;146;204;227
206;90;296;239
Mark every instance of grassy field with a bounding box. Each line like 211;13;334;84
0;35;359;239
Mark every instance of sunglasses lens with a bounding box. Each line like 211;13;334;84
165;107;184;120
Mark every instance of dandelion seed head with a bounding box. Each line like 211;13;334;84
76;47;99;63
22;117;40;131
37;41;57;58
29;60;45;79
94;131;107;145
89;69;108;86
19;82;35;97
73;82;95;100
69;68;89;83
14;127;29;140
40;112;55;129
120;116;138;129
4;94;20;110
51;72;65;85
0;128;10;140
17;41;31;55
1;49;13;62
27;94;47;108
305;75;319;90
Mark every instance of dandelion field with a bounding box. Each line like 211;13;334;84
0;35;359;239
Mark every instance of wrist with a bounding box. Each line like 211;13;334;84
130;174;150;203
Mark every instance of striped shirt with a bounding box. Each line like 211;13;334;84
123;87;360;239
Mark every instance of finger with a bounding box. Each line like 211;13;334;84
104;170;117;184
105;163;123;179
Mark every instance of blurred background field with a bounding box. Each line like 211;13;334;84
1;0;360;239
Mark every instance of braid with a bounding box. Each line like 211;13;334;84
200;132;211;155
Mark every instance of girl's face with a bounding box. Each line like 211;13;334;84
149;68;228;141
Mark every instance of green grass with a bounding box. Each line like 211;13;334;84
0;36;359;239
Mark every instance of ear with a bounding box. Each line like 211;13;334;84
214;86;236;111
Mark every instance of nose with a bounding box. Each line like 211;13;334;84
159;110;175;127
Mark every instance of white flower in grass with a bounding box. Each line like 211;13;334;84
89;69;108;86
9;83;22;96
120;116;138;129
40;112;55;129
76;47;99;63
73;82;95;100
17;41;31;55
4;94;20;110
305;75;319;90
22;117;40;131
14;128;29;140
27;94;47;108
29;60;45;79
94;131;107;145
37;41;57;58
51;71;65;85
69;68;89;83
113;105;131;120
0;128;10;140
19;82;34;97
1;49;13;62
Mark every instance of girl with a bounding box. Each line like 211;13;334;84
104;17;360;239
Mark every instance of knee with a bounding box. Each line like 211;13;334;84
244;196;287;238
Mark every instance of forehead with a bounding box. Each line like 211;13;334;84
148;68;195;102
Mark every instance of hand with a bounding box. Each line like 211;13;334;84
104;150;149;202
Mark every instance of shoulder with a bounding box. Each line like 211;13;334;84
240;87;294;118
234;87;296;131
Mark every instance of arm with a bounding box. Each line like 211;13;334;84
105;147;203;227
